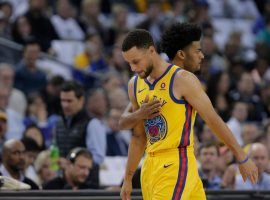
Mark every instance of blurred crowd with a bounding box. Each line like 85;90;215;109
0;0;269;191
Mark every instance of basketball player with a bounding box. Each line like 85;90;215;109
120;24;258;200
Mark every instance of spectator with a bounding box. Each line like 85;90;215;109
80;0;108;40
222;143;270;190
51;0;85;40
74;33;108;71
227;101;248;146
0;139;39;189
229;72;263;121
55;81;89;157
24;93;56;146
85;87;107;165
34;150;57;188
15;40;47;95
0;2;18;64
136;0;165;44
23;125;46;150
106;108;129;156
108;87;129;111
207;71;232;121
24;0;59;51
21;137;41;186
198;142;222;190
11;16;34;45
0;1;12;39
0;63;27;117
260;81;270;119
0;84;24;140
199;123;218;143
43;147;93;190
241;123;261;147
40;75;64;116
101;71;123;93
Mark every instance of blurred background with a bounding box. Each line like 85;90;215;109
0;0;270;198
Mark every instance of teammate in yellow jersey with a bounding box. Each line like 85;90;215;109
120;23;258;200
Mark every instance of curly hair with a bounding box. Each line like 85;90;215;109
122;29;154;52
161;23;202;60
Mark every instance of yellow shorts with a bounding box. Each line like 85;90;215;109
141;147;206;200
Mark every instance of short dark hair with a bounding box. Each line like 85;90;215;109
161;23;202;60
122;29;154;52
21;137;41;152
67;147;93;163
61;81;85;99
23;38;40;52
198;142;220;156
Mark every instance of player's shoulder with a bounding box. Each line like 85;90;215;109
174;68;198;83
128;75;138;87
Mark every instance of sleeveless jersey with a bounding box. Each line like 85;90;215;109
134;64;197;153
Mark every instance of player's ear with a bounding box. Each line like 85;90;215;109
176;50;185;60
149;46;156;54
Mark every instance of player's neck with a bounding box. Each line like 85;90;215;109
172;59;184;69
149;56;170;80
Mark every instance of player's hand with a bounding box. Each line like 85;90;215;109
120;179;132;200
138;95;161;119
238;159;258;184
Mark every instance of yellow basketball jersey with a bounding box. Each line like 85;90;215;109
134;64;197;153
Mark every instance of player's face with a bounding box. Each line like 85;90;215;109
183;41;204;73
122;46;154;78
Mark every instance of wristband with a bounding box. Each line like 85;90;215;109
238;155;249;165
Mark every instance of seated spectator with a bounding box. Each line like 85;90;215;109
15;40;47;95
11;16;34;45
85;87;108;164
40;75;64;116
198;142;222;189
73;33;108;71
21;137;41;185
241;123;261;147
51;0;85;40
34;150;57;187
23;125;45;151
24;93;57;147
43;147;93;190
227;101;248;146
106;109;129;156
108;87;129;111
0;139;39;189
73;33;108;87
0;84;25;140
0;63;27;116
222;143;270;190
24;0;59;51
199;123;218;144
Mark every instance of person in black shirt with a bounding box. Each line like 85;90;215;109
43;147;93;190
0;139;39;189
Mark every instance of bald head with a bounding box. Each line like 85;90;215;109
2;139;25;173
250;143;268;175
3;139;19;151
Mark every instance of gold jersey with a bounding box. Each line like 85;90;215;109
134;64;197;153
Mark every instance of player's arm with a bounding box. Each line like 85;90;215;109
119;98;161;130
121;77;147;200
175;71;258;184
